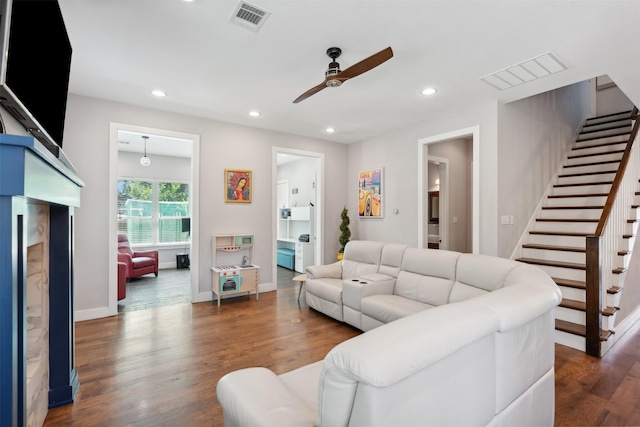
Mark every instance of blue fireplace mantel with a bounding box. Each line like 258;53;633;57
0;134;84;426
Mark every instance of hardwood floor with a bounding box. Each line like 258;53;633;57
45;283;640;426
44;284;359;426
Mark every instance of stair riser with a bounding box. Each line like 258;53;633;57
581;119;632;133
570;143;627;158
584;112;631;125
565;153;623;166
627;222;639;236
546;196;608;207
538;209;602;220
522;248;585;264
558;286;586;302
533;221;596;233
537;264;585;281
554;329;586;352
619;253;631;269
576;127;631;141
603;314;616;331
621;236;636;252
551;184;612;196
527;234;586;246
557;173;616;186
555;306;585;324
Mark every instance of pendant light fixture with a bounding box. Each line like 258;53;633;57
140;135;151;166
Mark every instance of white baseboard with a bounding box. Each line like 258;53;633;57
75;306;112;322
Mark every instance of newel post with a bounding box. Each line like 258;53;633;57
585;236;603;357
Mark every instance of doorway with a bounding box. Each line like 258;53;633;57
109;123;200;315
273;148;324;292
418;126;479;253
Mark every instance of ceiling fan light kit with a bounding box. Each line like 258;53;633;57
293;46;393;103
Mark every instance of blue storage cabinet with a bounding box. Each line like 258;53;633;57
277;248;295;270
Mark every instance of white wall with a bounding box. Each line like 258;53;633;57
428;138;472;253
497;80;591;258
348;101;499;255
277;157;317;207
62;94;348;319
595;76;634;117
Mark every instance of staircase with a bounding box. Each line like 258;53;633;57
515;110;639;356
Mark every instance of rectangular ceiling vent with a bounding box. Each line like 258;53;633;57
230;1;271;32
480;52;568;90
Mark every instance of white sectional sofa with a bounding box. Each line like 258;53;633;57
217;241;562;426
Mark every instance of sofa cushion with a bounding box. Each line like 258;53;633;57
450;254;520;304
361;294;431;324
377;243;408;278
132;256;157;269
341;240;385;279
305;278;343;304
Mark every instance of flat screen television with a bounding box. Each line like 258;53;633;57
0;0;72;156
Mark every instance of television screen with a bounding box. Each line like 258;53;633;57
0;0;72;150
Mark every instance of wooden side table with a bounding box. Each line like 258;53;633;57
293;273;307;301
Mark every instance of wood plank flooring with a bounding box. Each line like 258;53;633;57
45;281;640;426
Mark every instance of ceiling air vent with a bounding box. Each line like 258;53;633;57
230;1;271;32
480;52;567;90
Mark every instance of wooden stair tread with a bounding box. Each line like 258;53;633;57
547;193;609;199
560;298;585;311
576;132;630;143
559;299;618;317
563;159;620;169
522;243;585;253
553;278;585;289
516;258;585;270
584;110;632;123
578;123;631;135
558;169;617;177
565;150;624;159
555;319;612;341
536;218;598;222
530;231;589;237
613;267;627;274
541;205;603;210
554;181;612;188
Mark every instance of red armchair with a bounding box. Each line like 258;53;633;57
117;262;127;300
117;232;159;279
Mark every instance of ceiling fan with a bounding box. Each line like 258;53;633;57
293;46;393;104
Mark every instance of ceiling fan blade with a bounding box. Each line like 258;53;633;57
337;47;393;81
293;81;328;104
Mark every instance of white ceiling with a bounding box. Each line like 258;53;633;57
59;0;640;155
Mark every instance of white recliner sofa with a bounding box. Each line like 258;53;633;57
305;240;408;322
217;242;562;426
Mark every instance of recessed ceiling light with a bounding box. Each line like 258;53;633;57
249;111;261;117
325;127;335;133
421;88;437;96
151;90;166;97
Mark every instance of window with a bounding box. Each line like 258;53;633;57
118;179;190;246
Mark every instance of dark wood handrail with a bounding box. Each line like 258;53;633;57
593;106;640;236
584;106;639;357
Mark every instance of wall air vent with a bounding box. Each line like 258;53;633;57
230;1;271;32
480;52;567;90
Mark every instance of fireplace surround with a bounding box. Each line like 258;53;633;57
0;134;83;426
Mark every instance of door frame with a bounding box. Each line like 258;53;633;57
418;126;479;253
108;122;201;315
272;147;324;287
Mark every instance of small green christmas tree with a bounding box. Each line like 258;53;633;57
339;207;351;254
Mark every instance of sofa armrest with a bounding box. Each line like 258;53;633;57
217;367;316;427
117;252;132;267
343;274;396;311
306;261;342;280
132;249;158;259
